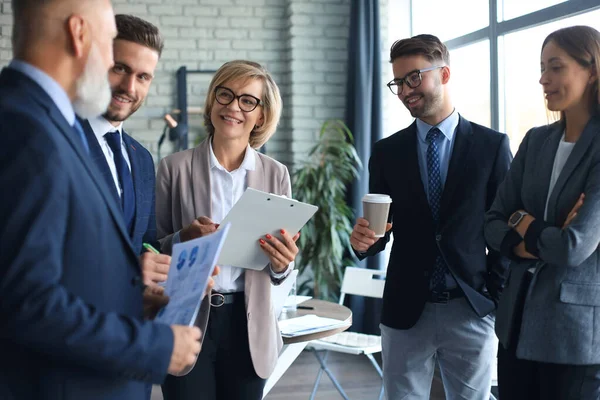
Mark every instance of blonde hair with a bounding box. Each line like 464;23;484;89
203;60;282;149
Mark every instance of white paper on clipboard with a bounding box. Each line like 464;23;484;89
216;188;318;270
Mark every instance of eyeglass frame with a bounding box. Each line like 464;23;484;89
214;85;263;112
386;65;444;95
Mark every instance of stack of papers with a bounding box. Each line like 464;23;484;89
279;314;350;338
318;332;381;348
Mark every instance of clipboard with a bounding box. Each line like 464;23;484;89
216;188;318;270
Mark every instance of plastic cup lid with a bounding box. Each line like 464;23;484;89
362;194;392;203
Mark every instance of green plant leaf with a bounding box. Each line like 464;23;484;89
291;119;362;302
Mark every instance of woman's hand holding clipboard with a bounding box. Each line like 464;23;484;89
216;188;318;270
259;229;301;273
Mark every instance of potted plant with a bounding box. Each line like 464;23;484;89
292;119;362;301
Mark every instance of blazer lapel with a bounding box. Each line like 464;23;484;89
6;68;136;263
80;119;120;203
534;125;563;220
48;109;137;263
439;116;473;221
191;139;213;219
546;117;600;222
123;132;143;237
247;149;265;192
402;122;430;209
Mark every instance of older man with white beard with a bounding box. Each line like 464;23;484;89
0;1;202;399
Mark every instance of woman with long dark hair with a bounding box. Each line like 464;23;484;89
485;25;600;399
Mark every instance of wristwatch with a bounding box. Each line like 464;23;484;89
508;210;529;228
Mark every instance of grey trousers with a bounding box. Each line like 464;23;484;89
381;297;496;400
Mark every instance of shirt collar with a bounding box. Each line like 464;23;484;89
9;60;76;126
209;139;256;172
416;109;460;144
88;116;124;144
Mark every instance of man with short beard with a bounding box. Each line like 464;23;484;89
80;14;169;286
0;1;202;399
350;34;512;399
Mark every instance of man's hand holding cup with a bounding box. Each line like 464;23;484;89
350;194;392;253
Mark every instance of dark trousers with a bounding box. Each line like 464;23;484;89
498;273;600;399
161;293;265;400
498;344;600;399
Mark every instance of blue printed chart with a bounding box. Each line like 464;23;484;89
156;223;231;326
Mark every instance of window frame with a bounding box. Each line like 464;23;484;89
417;0;600;131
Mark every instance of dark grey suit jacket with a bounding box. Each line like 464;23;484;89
485;116;600;365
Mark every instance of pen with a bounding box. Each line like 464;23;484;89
297;306;314;310
143;243;160;254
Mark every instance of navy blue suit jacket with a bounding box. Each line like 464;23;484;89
0;67;173;399
81;119;158;254
359;116;513;329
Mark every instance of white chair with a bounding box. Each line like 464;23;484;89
306;266;386;400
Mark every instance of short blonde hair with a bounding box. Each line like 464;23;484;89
203;60;283;149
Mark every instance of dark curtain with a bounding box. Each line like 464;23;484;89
344;0;384;335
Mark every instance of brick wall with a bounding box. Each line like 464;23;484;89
0;0;388;168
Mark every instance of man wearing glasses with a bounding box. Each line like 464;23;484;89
350;34;512;399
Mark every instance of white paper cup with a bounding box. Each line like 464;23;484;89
362;194;392;237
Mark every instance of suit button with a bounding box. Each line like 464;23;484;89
131;276;141;287
435;234;442;241
424;271;430;277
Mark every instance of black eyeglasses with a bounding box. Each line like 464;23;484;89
386;66;444;95
214;86;262;112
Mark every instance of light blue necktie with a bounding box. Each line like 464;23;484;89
426;127;447;292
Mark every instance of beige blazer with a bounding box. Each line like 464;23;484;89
155;138;292;379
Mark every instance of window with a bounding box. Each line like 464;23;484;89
499;8;600;154
450;40;491;127
412;0;488;42
384;0;413;138
498;0;568;21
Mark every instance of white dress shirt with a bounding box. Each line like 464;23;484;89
88;116;131;199
208;142;255;293
545;132;576;221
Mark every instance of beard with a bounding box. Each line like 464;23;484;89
72;44;112;119
404;78;445;120
103;90;142;123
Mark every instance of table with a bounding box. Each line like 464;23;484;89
262;299;352;398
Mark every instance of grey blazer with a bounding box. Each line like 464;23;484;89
485;116;600;365
155;138;292;378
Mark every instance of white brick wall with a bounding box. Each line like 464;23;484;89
284;0;350;163
0;0;396;167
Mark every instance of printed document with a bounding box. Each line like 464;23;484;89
155;223;230;326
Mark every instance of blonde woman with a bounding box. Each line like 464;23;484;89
157;60;298;400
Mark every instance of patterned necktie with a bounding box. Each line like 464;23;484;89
72;120;90;154
426;127;447;292
104;131;135;233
